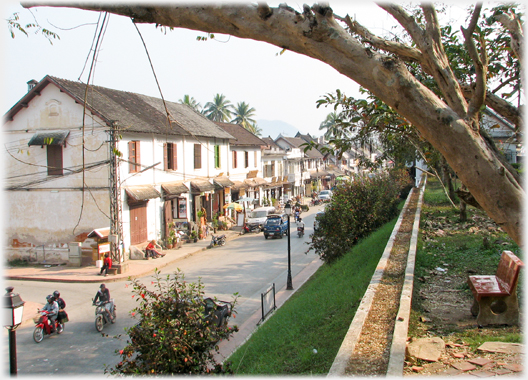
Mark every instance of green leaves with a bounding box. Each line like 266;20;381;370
7;12;60;44
308;169;411;263
106;269;238;375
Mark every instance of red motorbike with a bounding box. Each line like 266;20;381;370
33;310;64;343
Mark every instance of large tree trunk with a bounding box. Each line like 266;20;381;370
25;3;524;246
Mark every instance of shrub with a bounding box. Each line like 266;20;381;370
308;169;411;263
106;269;238;375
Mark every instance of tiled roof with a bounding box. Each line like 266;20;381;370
214;122;267;147
5;75;234;140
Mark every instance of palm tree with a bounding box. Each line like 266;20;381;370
319;112;340;140
245;122;262;137
231;101;257;131
178;95;202;113
203;94;234;122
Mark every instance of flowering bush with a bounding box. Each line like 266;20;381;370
106;269;238;375
308;169;411;263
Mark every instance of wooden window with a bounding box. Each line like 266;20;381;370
232;150;237;169
164;142;177;170
214;145;221;169
244;151;249;168
254;151;258;167
194;144;202;169
47;145;63;176
128;141;140;173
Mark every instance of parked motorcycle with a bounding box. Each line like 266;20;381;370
33;310;64;343
297;226;305;238
241;224;261;234
93;299;116;332
209;234;226;248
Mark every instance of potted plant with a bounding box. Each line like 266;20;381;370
166;236;174;249
190;230;198;243
212;215;219;233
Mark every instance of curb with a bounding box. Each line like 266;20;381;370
327;183;424;376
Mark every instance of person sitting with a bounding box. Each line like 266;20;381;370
296;217;305;233
145;239;165;259
52;290;68;323
93;284;114;323
41;294;59;332
99;253;112;276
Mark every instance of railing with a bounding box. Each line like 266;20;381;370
258;283;276;325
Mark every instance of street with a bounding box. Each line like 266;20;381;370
4;206;322;375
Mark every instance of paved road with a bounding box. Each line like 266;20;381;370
4;204;323;375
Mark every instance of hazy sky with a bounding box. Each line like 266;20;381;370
2;1;468;136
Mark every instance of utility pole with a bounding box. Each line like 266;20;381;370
109;121;124;268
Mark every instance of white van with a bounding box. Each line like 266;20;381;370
247;206;276;230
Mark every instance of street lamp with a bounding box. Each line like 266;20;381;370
284;203;293;290
4;287;25;376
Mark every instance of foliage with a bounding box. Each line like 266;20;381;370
7;12;60;44
228;214;398;374
308;169;411;263
106;269;238;375
203;93;234;122
178;94;202;113
231;101;261;135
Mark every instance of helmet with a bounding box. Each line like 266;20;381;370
46;294;53;302
53;290;60;298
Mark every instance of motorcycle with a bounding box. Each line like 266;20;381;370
297;226;305;238
33;310;64;343
209;234;226;248
93;299;116;332
241;224;261;234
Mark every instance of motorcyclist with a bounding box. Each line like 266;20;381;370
296;217;305;235
53;290;67;323
93;284;114;323
41;294;59;332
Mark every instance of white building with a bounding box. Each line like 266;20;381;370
4;76;234;267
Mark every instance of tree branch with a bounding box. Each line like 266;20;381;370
496;12;524;66
461;3;487;128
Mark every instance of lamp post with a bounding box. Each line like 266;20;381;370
4;287;25;376
284;203;293;290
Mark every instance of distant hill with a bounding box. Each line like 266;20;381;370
256;119;299;139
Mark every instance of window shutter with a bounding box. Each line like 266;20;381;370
163;143;168;171
128;141;135;173
47;145;63;175
136;141;140;171
172;143;177;170
194;144;201;169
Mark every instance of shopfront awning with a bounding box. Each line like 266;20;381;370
213;176;235;188
87;227;110;239
124;185;161;202
28;130;70;146
161;181;189;196
190;180;215;193
252;177;269;186
231;181;249;191
310;169;330;178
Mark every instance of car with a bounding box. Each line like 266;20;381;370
246;206;276;230
263;213;289;239
318;189;333;202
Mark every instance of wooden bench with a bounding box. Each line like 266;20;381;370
107;267;118;275
468;250;523;326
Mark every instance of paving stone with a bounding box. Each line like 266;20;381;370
492;368;513;375
452;353;466;359
481;362;497;370
502;363;523;372
452;362;478;371
425;362;445;372
478;342;524;355
469;370;496;377
411;366;424;372
443;367;463;375
468;358;494;366
407;337;445;362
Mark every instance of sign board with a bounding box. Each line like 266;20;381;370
98;242;110;254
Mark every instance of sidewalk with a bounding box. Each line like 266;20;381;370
5;229;242;284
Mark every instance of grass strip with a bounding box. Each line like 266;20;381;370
228;214;399;375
